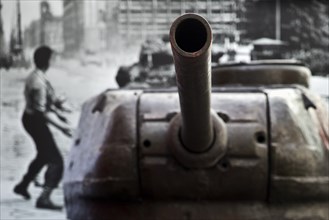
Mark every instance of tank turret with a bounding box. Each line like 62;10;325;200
64;14;329;220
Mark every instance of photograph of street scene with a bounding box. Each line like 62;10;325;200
0;0;328;219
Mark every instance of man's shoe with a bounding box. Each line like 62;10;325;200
36;197;62;211
13;184;31;200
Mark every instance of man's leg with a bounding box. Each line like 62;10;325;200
14;113;47;200
14;154;47;200
36;125;64;210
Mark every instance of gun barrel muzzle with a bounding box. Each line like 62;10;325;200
170;13;213;153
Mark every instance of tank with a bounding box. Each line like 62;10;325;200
115;35;224;88
64;14;329;220
115;37;176;88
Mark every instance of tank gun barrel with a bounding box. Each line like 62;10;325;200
170;14;213;153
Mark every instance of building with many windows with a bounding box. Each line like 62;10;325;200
62;0;244;54
117;0;243;42
63;0;108;54
63;0;84;54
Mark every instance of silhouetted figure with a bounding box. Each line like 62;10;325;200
13;46;72;210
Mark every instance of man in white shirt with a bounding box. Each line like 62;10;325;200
13;46;72;210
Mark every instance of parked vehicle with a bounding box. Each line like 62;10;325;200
251;38;287;60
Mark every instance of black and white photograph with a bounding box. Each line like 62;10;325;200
0;0;328;219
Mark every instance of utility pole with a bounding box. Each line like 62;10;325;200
0;0;3;35
17;0;22;49
11;0;28;68
0;0;3;33
40;0;47;45
275;0;281;40
0;0;5;54
12;0;23;55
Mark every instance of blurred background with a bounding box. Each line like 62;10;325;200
1;0;328;75
0;0;328;219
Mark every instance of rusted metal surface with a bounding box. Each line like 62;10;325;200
212;62;311;88
64;199;329;220
64;89;329;220
63;90;142;201
267;88;329;202
139;92;268;199
64;87;328;220
170;14;214;153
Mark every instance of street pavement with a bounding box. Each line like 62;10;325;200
1;180;65;220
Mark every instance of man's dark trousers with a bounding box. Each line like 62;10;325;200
20;112;63;188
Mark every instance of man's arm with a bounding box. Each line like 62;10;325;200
43;112;72;137
31;87;72;137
